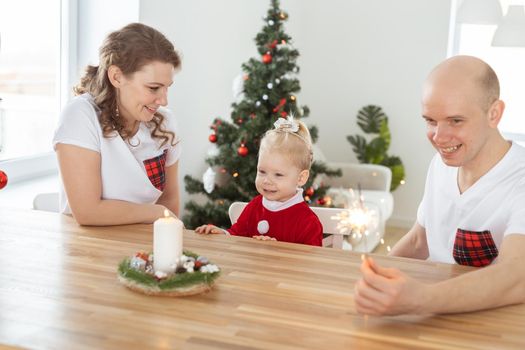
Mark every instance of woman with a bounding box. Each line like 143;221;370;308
53;23;181;225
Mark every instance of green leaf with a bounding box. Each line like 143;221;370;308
347;135;367;163
381;156;405;191
389;164;405;191
357;105;386;134
366;137;387;164
378;119;391;149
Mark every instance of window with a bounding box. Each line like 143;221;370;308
450;0;525;142
0;0;61;160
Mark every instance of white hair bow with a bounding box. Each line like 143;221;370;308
273;115;299;132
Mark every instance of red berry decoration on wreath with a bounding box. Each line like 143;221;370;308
262;52;273;64
0;170;8;190
238;143;249;157
268;39;278;49
208;133;217;143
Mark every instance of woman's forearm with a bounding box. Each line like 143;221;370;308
72;200;167;226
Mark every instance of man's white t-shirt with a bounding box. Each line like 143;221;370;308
52;93;181;214
417;142;525;265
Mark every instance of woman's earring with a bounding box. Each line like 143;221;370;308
115;105;120;118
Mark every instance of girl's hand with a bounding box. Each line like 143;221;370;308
195;224;223;235
252;235;277;241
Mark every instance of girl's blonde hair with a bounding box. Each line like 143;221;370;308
74;23;181;147
259;119;313;170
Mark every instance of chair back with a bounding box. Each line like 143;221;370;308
322;162;392;192
310;206;349;249
33;192;59;212
309;206;345;235
229;201;248;224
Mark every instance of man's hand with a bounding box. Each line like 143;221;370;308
195;224;223;235
252;235;277;241
354;257;430;316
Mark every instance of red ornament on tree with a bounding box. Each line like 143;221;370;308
305;187;314;197
317;197;326;206
262;53;273;64
272;98;287;113
0;170;7;190
280;111;288;118
208;134;217;143
238;144;249;157
268;39;278;49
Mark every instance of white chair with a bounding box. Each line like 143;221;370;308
228;201;247;225
322;162;392;192
310;206;349;249
316;162;394;252
33;192;59;212
227;202;348;249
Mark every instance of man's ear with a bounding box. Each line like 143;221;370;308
488;99;505;128
107;65;124;88
297;169;310;187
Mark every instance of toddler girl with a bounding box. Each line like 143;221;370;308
195;116;323;246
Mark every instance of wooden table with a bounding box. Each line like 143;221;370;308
1;209;524;349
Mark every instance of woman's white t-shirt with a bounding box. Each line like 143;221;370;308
52;93;181;214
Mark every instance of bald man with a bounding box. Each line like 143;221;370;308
354;56;525;315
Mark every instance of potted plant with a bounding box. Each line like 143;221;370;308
347;105;405;191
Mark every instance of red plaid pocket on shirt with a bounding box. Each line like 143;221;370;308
453;228;499;267
143;149;168;191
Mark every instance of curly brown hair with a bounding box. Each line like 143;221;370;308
74;23;181;147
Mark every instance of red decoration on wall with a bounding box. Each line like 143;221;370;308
262;53;273;64
0;170;7;190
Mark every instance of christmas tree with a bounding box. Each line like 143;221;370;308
183;0;340;229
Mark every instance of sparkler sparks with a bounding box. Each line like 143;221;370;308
331;184;382;253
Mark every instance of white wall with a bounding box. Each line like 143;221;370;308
76;0;140;77
140;0;452;227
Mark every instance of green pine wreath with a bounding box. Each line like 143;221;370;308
117;250;221;296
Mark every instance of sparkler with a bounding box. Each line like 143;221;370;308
331;184;388;255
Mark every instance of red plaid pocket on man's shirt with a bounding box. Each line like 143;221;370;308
453;228;499;267
143;149;168;191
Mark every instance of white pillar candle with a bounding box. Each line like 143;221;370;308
153;210;183;273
